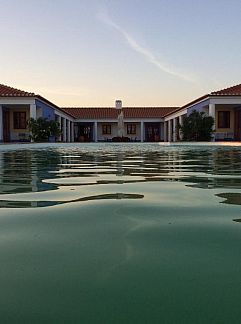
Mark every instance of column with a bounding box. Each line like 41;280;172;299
57;115;62;142
0;153;3;183
179;115;183;140
140;122;144;142
30;104;37;120
209;103;216;141
168;120;172;142
164;121;167;142
0;105;3;142
63;118;67;142
71;122;74;142
94;122;98;142
67;120;71;142
173;118;177;142
29;104;37;142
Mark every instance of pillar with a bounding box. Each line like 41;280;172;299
168;120;172;142
57;115;62;142
63;118;67;142
209;103;216;141
140;122;144;142
179;115;183;140
0;153;3;183
164;121;167;142
94;122;98;142
71;122;74;142
30;104;37;120
173;118;177;142
67;120;71;142
0;105;3;142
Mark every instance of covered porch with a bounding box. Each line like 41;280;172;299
0;102;74;143
164;97;241;142
0;103;38;143
193;101;241;141
208;104;241;141
73;121;164;142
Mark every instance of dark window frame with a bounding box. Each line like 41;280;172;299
218;111;230;128
127;124;136;135
13;111;27;129
102;124;111;135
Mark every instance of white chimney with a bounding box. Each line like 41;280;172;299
115;100;122;109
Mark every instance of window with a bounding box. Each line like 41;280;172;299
218;111;230;128
102;124;111;135
127;124;136;135
13;112;26;129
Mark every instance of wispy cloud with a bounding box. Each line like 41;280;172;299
98;11;196;83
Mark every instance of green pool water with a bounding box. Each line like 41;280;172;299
1;142;241;323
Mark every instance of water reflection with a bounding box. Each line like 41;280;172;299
0;193;144;208
0;150;61;194
1;144;241;208
216;192;241;206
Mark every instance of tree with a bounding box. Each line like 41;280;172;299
179;110;214;141
27;117;61;142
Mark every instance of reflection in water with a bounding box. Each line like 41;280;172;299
1;144;241;208
0;193;144;208
216;193;241;205
0;149;61;194
216;193;241;224
2;144;241;323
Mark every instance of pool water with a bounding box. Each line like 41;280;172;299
1;143;241;323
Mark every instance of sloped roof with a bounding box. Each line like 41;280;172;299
164;83;241;118
0;83;74;118
0;84;35;97
211;83;241;96
61;107;178;119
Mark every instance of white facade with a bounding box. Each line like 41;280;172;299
74;118;165;142
1;83;241;143
0;97;74;143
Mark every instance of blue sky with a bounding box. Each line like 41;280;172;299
0;0;241;106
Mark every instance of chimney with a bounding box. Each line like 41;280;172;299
115;100;122;109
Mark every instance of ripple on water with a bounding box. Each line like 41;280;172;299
0;143;241;323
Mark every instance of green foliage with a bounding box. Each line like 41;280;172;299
27;117;61;142
179;110;214;141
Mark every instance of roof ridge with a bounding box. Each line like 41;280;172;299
60;107;177;119
211;83;241;95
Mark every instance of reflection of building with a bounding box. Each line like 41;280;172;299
0;150;61;194
1;82;241;142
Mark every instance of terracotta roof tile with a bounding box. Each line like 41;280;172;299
61;107;178;119
0;84;35;97
211;83;241;96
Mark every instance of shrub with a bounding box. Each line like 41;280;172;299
27;117;61;142
179;110;214;141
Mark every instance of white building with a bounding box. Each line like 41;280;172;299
1;82;241;143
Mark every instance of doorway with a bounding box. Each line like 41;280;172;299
76;123;93;142
3;109;10;142
145;123;160;142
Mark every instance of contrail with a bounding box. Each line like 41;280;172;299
98;11;195;83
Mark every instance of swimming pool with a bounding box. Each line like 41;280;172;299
0;142;241;323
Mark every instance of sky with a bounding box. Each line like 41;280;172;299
0;0;241;107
